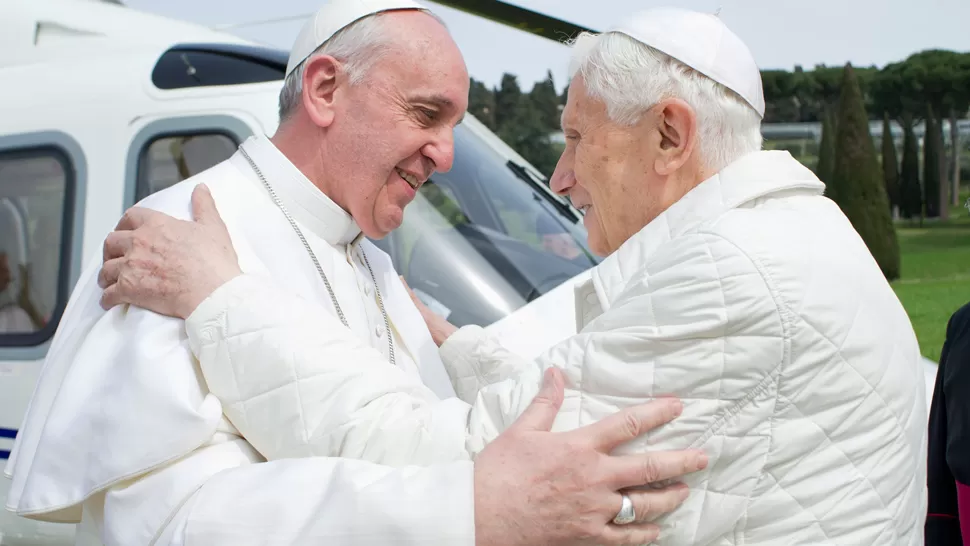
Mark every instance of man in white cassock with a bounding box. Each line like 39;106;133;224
95;6;929;546
3;1;708;545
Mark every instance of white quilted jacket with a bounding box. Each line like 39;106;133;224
187;151;927;545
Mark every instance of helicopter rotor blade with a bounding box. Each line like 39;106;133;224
426;0;597;43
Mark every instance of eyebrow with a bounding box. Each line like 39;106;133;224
412;94;466;125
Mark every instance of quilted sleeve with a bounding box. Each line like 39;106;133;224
439;232;787;543
439;325;538;402
184;274;476;466
582;232;784;544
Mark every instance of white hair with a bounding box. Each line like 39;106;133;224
567;31;763;172
277;9;444;121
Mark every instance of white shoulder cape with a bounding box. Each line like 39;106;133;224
4;155;454;522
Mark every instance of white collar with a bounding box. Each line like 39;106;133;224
232;135;362;247
591;150;826;308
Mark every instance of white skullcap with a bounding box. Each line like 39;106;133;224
608;7;765;118
286;0;427;77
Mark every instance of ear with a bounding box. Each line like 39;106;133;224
301;55;344;129
653;98;697;176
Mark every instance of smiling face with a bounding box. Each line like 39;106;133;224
298;11;469;239
551;76;702;256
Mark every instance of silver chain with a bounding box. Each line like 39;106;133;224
238;145;395;366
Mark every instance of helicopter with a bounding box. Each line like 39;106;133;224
0;1;939;544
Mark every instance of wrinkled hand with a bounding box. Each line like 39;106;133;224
400;275;457;346
98;184;242;318
474;368;707;546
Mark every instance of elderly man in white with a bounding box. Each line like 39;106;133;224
4;1;711;545
96;6;927;546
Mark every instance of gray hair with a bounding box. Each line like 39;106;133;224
278;9;444;121
567;31;762;172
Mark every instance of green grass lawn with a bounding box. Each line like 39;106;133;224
891;195;970;362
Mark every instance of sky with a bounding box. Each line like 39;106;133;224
123;0;970;91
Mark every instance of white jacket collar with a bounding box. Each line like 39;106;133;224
590;151;825;310
232;135;362;247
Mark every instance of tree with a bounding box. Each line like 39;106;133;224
872;51;970;206
468;78;496;130
899;115;923;222
881;113;900;218
810;64;877;119
923;104;943;218
790;65;820;122
763;64;879;123
816;108;837;193
490;73;562;176
761;70;799;123
494;73;524;131
906;50;970;207
528;70;561;133
830;64;900;281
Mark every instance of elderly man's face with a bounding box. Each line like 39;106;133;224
308;11;469;239
551;77;698;256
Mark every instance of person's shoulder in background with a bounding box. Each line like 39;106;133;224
946;302;970;343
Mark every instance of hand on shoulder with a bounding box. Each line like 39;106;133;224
474;368;707;546
98;184;242;319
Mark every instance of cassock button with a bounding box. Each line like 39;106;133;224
375;325;384;338
365;284;372;296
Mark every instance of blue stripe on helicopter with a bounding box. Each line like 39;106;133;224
0;427;17;459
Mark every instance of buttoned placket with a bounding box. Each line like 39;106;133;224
576;282;604;329
345;236;389;360
235;136;403;368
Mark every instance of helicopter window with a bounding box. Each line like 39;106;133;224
367;123;600;329
0;147;72;345
432;126;598;266
137;133;238;200
152;48;286;90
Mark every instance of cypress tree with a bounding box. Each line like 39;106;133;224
816;108;837;195
528;70;562;133
923;105;942;218
468;78;497;130
494;73;524;132
830;64;901;281
899;119;923;221
881;113;900;218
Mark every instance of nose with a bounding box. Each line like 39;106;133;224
549;154;575;196
422;127;456;174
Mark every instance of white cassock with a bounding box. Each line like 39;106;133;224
3;135;474;545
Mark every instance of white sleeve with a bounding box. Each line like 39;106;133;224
439;325;540;403
185;274;495;464
126;456;475;545
451;233;785;543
